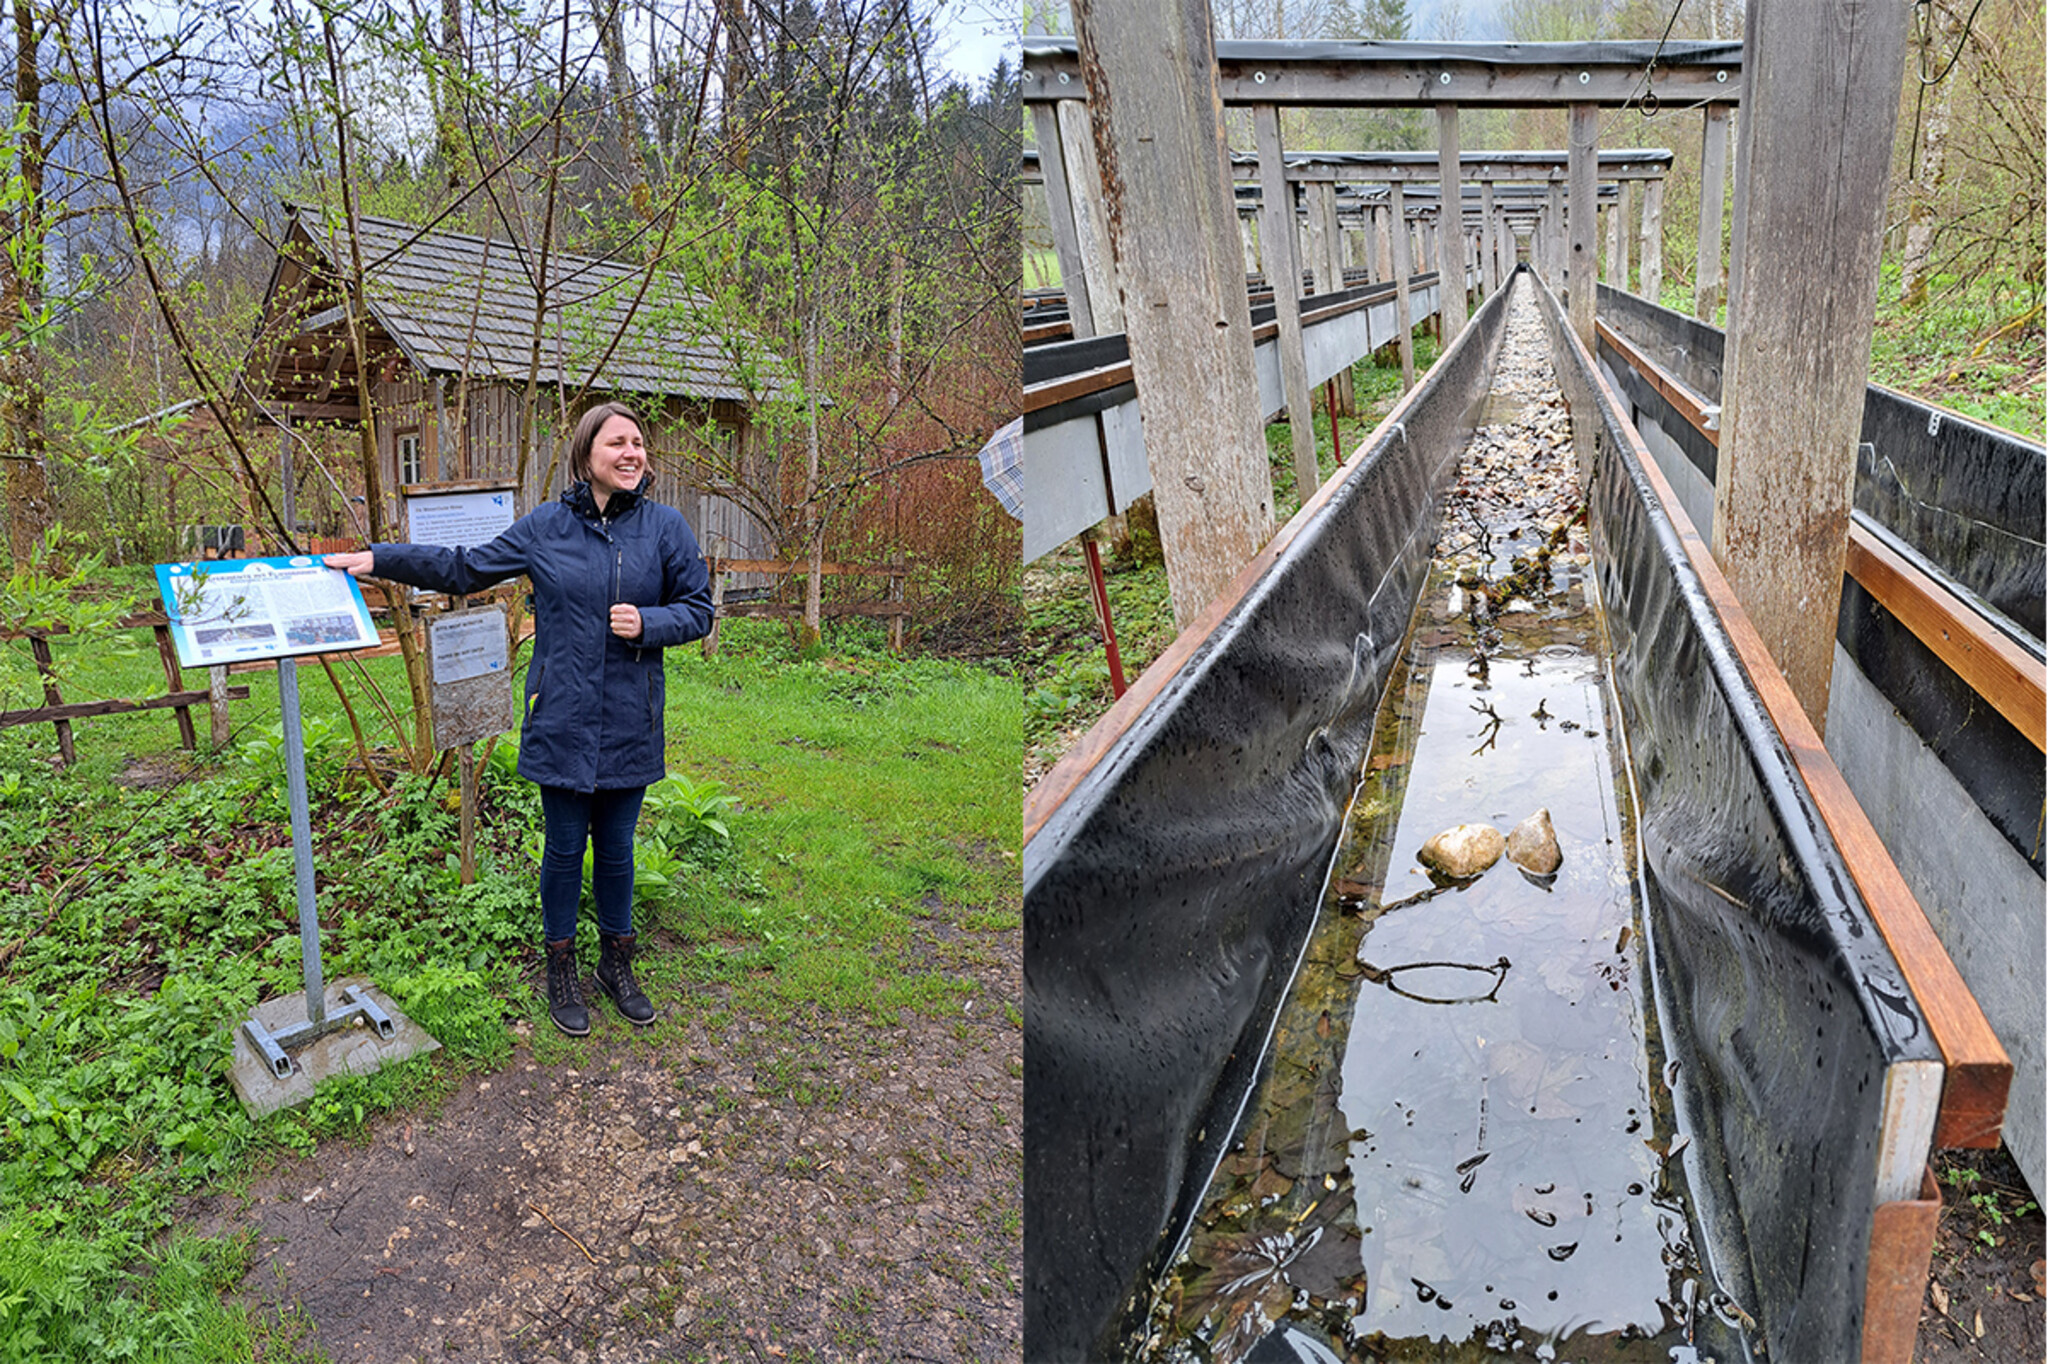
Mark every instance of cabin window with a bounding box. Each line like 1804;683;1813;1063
397;429;423;487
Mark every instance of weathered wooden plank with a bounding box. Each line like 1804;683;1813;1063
1029;105;1095;336
1479;180;1498;296
1070;0;1274;629
1845;526;2046;750
1254;104;1322;503
0;686;251;729
1022;40;1745;109
1694;103;1730;321
1614;180;1632;293
1566;104;1598;346
1712;0;1912;733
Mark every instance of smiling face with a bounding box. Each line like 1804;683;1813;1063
586;413;646;507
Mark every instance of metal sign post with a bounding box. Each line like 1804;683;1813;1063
237;657;396;1080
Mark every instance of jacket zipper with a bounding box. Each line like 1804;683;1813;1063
599;509;641;662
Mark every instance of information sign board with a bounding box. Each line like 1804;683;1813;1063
155;556;379;670
403;485;518;549
428;606;514;748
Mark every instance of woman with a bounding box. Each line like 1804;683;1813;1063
327;401;714;1036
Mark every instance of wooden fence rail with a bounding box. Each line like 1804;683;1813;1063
0;613;250;767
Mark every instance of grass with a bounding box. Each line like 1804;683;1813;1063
0;611;1017;1359
1655;268;2042;442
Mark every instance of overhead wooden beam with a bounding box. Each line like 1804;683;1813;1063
1023;38;1743;108
1712;0;1912;734
1069;0;1274;629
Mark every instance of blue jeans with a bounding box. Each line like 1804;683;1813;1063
538;785;646;943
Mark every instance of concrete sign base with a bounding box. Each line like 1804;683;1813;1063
229;977;441;1118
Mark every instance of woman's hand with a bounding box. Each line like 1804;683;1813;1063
324;551;375;578
609;603;642;640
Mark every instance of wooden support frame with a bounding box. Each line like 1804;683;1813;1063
1023;37;1744;109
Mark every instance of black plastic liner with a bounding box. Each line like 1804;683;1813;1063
1538;276;1944;1360
1022;284;1513;1361
1596;283;2047;643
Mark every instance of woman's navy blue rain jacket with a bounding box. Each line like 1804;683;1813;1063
371;480;714;792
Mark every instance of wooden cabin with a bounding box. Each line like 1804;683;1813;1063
241;205;790;570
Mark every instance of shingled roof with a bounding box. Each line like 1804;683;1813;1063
251;206;794;419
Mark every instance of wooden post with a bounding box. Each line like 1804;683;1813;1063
886;550;906;653
1390;180;1415;391
1056;99;1124;336
1372;202;1392;283
700;561;726;658
1239;212;1260;278
1546;179;1566;285
457;744;476;886
1480;180;1498;297
1601;204;1616;284
1030;103;1098;336
1434;104;1466;339
153;621;198;751
1567;104;1599;347
1253;103;1321;505
1694;103;1731;321
1614;179;1633;293
1312;183;1355;414
1712;0;1911;734
28;635;73;769
207;665;231;748
1072;0;1274;629
1640;177;1664;304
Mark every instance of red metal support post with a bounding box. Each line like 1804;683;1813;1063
1083;537;1127;698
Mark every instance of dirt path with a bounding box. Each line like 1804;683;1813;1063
190;920;1021;1363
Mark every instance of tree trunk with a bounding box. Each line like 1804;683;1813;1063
801;322;823;645
1900;14;1955;309
1;0;53;566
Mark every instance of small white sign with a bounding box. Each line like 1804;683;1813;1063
405;487;518;549
429;609;509;685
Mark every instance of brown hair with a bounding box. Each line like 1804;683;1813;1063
565;401;646;486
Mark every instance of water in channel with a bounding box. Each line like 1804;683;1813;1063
1131;284;1758;1363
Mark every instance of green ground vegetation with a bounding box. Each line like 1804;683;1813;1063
1659;267;2044;442
0;615;1018;1360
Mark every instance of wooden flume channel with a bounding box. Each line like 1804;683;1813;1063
1021;269;2014;1362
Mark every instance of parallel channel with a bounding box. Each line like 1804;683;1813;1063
1130;285;1760;1363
